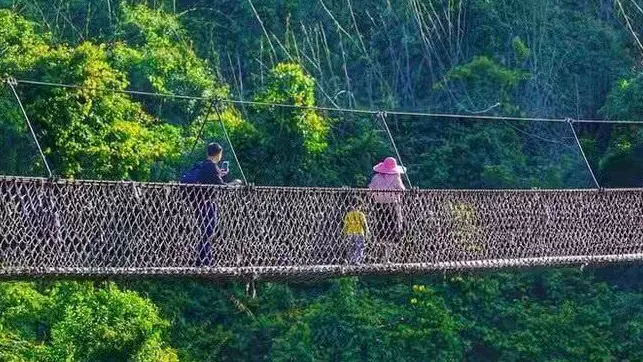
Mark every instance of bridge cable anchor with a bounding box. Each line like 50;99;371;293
1;75;18;86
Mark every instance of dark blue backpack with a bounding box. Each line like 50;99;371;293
181;161;203;184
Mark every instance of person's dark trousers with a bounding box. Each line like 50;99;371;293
198;202;218;267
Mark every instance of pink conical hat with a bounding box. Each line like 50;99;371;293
373;157;406;174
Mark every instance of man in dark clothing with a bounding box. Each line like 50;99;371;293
197;142;228;185
196;142;228;266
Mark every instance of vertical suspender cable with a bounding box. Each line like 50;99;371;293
190;100;215;154
4;78;53;178
376;111;412;187
568;118;600;189
213;101;248;185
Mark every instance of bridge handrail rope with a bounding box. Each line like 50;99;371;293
9;77;643;125
0;174;638;192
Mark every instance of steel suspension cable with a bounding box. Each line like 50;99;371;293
213;101;248;184
12;78;643;125
567;118;600;189
190;101;215;154
376;111;412;187
3;78;53;177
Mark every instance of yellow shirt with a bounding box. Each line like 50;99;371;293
343;210;368;236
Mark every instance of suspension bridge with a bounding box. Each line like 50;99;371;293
1;78;643;280
1;176;642;280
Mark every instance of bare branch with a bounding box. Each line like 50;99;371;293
318;0;354;41
246;0;277;64
616;0;643;53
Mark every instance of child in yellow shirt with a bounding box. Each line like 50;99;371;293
343;199;369;264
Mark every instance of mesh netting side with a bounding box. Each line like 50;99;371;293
1;177;642;281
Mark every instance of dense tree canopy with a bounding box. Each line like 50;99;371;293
0;282;177;361
1;0;643;360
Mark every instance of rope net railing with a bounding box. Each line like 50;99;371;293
1;177;642;280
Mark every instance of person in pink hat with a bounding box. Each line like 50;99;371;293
368;157;406;262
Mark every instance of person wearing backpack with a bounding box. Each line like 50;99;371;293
184;142;228;266
181;143;228;185
198;142;228;185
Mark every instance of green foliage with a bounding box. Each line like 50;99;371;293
0;5;249;181
255;62;328;154
0;10;51;176
0;88;47;176
598;73;643;186
28;42;184;179
0;9;50;73
0;282;177;361
113;5;229;122
444;56;526;88
0;10;188;179
442;271;643;360
512;36;530;62
121;272;643;361
603;76;643;120
437;55;527;114
240;62;334;185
